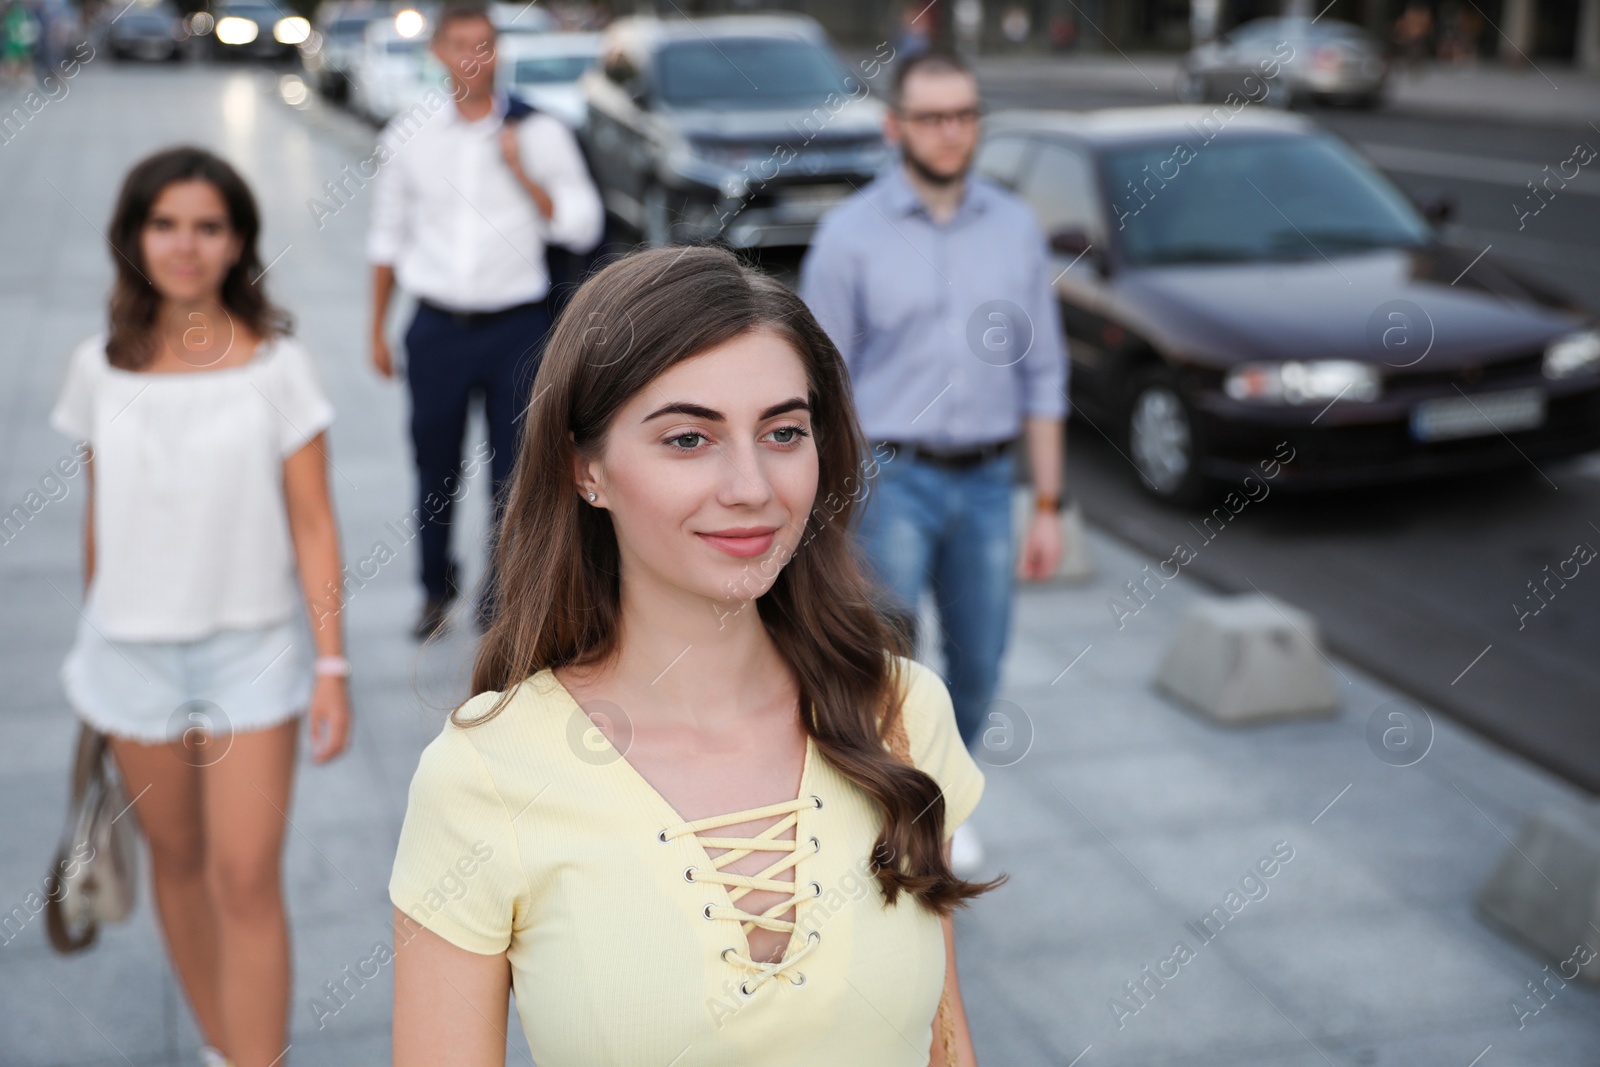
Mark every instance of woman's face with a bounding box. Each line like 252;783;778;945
581;328;820;608
141;179;242;308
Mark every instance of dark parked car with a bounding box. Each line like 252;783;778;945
108;0;185;61
579;14;889;248
210;1;305;62
976;107;1600;503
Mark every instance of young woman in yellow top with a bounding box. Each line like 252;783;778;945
389;245;1005;1066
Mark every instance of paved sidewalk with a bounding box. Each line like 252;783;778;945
2;64;1599;1066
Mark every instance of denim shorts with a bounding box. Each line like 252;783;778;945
61;611;315;744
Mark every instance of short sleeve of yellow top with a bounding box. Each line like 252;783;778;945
388;655;984;1066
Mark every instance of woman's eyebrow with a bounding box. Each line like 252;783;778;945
641;397;810;423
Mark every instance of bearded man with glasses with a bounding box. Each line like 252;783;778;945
800;51;1069;878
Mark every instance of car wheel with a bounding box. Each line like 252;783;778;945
641;183;675;247
1126;369;1209;505
1177;71;1208;103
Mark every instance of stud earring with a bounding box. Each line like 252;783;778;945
587;491;597;502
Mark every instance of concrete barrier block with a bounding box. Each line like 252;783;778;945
1477;802;1600;983
1153;594;1339;724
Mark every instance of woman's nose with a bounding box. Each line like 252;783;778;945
714;440;776;508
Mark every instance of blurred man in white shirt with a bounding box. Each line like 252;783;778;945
367;3;603;638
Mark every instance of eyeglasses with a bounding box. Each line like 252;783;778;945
897;106;983;130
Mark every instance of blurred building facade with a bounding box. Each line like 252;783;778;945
627;0;1599;69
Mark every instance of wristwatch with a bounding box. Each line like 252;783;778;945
1034;492;1069;513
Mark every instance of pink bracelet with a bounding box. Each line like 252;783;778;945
314;655;350;678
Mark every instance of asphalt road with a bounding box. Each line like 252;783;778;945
978;71;1600;792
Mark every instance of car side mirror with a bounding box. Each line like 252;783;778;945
1413;189;1455;226
1049;227;1093;256
1049;226;1104;273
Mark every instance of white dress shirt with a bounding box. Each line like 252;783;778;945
367;91;604;312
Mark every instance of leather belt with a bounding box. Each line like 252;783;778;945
418;298;544;327
877;438;1015;470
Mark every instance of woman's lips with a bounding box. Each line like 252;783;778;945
697;528;777;558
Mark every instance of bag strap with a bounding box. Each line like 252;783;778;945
882;707;962;1067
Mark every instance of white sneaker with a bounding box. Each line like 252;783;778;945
951;822;985;877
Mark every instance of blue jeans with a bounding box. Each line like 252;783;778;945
856;448;1017;750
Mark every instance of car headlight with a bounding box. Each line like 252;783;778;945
1225;360;1382;404
394;8;426;38
274;16;310;44
214;16;258;44
1543;329;1600;379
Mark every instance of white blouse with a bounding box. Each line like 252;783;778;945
49;333;335;643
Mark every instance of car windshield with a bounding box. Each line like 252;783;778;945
656;37;848;108
327;17;371;37
220;6;279;21
1226;17;1368;46
1103;134;1432;267
513;55;593;83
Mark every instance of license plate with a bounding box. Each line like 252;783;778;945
1410;388;1545;441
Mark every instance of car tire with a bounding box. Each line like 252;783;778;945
641;183;674;247
1177;71;1208;103
1126;367;1210;506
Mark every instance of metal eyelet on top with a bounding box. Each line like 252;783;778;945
703;903;716;920
740;981;756;997
809;881;822;897
657;829;671;843
788;971;807;986
808;930;822;945
809;794;823;809
809;835;820;852
683;866;697;883
721;947;737;962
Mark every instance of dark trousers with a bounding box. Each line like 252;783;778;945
402;299;553;620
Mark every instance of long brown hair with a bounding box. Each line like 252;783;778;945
105;146;291;369
464;245;1005;915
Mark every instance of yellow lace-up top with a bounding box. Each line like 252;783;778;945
389;656;985;1066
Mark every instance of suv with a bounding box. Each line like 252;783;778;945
579;14;888;248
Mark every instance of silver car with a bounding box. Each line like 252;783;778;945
1178;17;1389;109
301;1;383;100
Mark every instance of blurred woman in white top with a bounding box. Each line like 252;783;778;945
50;145;352;1067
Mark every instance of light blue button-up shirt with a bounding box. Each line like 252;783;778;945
798;164;1068;450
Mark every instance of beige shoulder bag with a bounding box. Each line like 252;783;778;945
46;723;140;953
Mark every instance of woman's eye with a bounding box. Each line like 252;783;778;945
668;433;706;450
769;426;811;446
